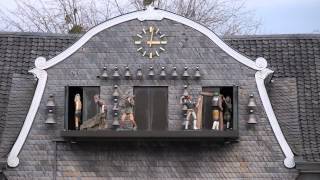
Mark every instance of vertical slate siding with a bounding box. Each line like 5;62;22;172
4;20;299;179
226;36;320;162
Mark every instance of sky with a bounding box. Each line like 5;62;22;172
0;0;319;34
246;0;320;34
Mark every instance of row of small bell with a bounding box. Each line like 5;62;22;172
112;85;120;127
99;66;201;79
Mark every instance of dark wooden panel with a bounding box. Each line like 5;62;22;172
82;87;100;121
134;87;149;130
60;130;239;139
233;86;238;130
64;86;69;130
151;87;168;130
134;87;168;131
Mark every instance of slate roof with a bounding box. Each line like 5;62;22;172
0;32;319;163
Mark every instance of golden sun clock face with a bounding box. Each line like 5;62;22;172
134;26;167;59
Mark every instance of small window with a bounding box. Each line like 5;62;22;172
65;86;100;130
202;86;238;131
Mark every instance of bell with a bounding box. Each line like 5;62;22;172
182;66;189;78
194;66;201;79
183;85;189;96
248;94;256;107
112;66;120;78
45;94;56;124
112;117;120;127
248;109;257;124
182;104;188;111
100;66;108;79
160;66;166;78
46;94;56;107
148;66;155;77
136;67;143;79
45;110;56;124
112;85;120;97
124;66;131;78
171;66;178;78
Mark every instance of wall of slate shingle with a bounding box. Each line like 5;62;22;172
5;19;298;179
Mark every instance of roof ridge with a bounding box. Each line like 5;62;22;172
0;31;81;38
223;33;320;39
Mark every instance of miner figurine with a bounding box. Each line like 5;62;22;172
74;94;82;130
180;95;199;130
119;95;137;130
80;95;108;130
211;92;224;130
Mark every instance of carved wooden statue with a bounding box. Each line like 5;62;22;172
80;95;108;130
119;95;137;130
74;94;82;130
180;95;200;130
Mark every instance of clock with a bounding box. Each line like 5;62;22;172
134;26;167;59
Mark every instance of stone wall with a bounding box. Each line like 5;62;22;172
5;19;298;179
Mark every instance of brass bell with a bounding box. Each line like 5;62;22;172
136;67;143;79
160;66;166;78
45;110;56;124
112;85;120;97
112;66;120;78
124;66;131;78
45;94;56;124
182;66;189;78
248;94;256;107
148;66;155;77
194;66;201;79
248;109;257;124
183;85;189;96
112;117;120;127
100;66;108;79
171;66;178;78
182;104;188;111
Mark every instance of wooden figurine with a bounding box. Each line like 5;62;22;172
119;95;137;130
180;95;200;130
80;95;108;130
74;94;82;130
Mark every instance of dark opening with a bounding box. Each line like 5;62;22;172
202;87;234;130
134;87;168;131
67;86;83;130
65;86;100;130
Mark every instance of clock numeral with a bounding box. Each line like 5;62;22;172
155;28;160;34
160;41;167;44
142;28;146;34
159;34;166;38
149;52;153;59
137;47;143;52
134;41;142;45
136;34;142;38
149;26;154;33
142;51;147;56
155;51;160;57
160;47;166;52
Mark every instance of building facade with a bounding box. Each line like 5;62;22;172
0;6;319;180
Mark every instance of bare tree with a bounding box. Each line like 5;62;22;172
0;0;260;35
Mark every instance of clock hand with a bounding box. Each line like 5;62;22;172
146;40;167;45
148;26;154;47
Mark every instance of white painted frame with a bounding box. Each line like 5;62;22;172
7;6;295;168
